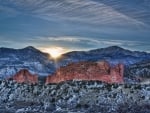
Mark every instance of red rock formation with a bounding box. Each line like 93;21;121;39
12;69;38;84
46;61;124;84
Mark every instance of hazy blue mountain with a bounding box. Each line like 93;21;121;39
0;46;55;78
58;46;150;66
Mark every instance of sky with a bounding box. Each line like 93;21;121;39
0;0;150;54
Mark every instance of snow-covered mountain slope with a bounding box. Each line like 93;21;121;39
58;46;150;67
124;60;150;83
0;46;55;78
0;46;150;79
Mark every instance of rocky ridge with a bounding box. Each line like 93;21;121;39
46;61;124;84
9;61;124;84
11;69;38;84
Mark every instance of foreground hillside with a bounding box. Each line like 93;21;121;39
0;80;149;113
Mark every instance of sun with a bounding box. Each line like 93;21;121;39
41;47;66;59
49;48;61;58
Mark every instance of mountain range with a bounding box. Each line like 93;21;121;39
0;46;150;81
59;46;150;66
0;46;54;78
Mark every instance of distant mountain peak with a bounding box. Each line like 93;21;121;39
105;46;124;50
23;46;38;50
89;46;129;54
22;46;46;54
101;46;129;52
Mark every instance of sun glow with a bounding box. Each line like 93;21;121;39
41;47;67;59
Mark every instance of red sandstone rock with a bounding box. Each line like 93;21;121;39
46;61;124;84
12;69;38;84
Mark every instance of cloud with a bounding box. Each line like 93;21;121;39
47;37;81;42
0;0;149;52
0;35;149;52
28;36;150;51
0;0;149;28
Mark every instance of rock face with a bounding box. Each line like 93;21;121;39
12;69;38;84
46;61;124;84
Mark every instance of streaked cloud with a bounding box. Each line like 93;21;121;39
0;0;149;52
47;37;81;42
27;36;150;52
0;0;149;28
